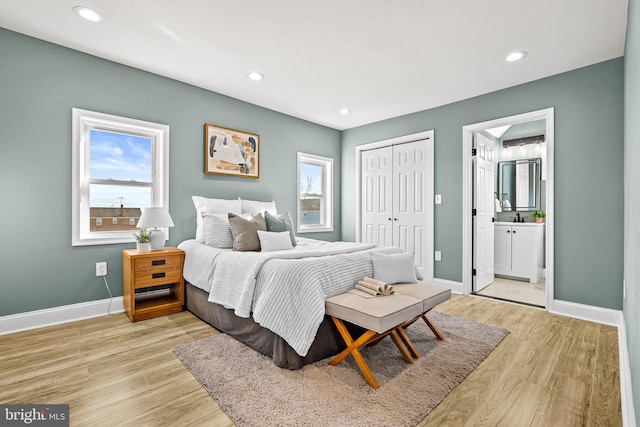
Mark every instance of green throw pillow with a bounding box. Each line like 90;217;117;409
264;211;297;246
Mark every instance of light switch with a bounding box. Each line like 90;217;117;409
435;194;442;205
435;251;442;261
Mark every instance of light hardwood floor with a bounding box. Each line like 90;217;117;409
0;295;621;426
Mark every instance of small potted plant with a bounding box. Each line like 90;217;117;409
532;210;546;223
133;229;150;252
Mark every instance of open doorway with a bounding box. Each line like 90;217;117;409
462;108;554;309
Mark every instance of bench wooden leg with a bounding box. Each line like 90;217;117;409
329;317;379;388
423;314;445;341
389;329;414;363
395;326;420;358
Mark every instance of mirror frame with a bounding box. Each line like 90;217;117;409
498;158;541;211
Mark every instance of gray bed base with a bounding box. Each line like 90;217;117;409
185;282;364;370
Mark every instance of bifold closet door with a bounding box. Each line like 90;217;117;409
361;146;393;246
393;141;427;271
361;140;428;271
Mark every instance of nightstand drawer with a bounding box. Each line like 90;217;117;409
134;266;182;287
134;254;182;271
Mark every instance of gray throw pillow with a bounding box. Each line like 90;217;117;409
264;211;297;246
228;213;266;251
371;252;418;284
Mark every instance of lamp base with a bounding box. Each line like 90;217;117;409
149;229;166;251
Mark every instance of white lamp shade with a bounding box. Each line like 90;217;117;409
136;207;175;228
137;208;174;251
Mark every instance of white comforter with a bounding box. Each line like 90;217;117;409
178;238;408;356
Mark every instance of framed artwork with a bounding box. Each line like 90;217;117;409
204;123;260;178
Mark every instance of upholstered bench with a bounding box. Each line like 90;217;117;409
393;281;452;340
325;293;423;388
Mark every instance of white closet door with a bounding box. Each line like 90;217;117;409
393;140;428;271
361;146;393;246
473;133;495;291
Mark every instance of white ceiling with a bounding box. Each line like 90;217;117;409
0;0;628;130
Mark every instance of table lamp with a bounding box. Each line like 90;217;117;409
136;207;175;251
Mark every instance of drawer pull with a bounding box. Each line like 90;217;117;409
152;259;166;266
152;272;166;279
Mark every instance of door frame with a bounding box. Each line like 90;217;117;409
355;129;434;283
462;108;554;309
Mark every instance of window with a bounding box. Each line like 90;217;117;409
72;109;169;246
297;152;333;233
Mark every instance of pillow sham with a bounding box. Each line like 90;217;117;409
257;230;294;252
264;211;297;246
202;212;252;248
192;196;242;242
371;252;418;284
228;213;266;251
202;214;234;248
240;198;277;216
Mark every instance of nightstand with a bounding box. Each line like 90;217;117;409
122;246;185;322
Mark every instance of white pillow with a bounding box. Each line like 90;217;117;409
192;196;242;242
203;213;252;248
371;252;418;284
240;198;277;216
257;230;293;252
202;214;234;248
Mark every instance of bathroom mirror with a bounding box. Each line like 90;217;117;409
498;158;541;211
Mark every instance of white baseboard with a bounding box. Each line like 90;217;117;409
0;297;124;336
433;278;463;294
617;315;637;427
549;299;621;327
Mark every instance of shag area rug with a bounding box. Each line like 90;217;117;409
174;311;508;427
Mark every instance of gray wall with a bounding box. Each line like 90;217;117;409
624;0;640;420
342;58;624;310
0;28;341;316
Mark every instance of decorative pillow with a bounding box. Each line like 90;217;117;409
240;198;277;216
228;213;266;251
264;211;297;246
192;196;242;242
371;252;418;284
257;230;294;252
202;214;234;248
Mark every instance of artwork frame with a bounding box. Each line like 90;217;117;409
204;123;260;178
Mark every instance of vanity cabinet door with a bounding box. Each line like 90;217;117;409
510;226;535;278
494;225;512;275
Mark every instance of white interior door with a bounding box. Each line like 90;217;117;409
393;140;428;271
361;146;393;246
473;133;495;291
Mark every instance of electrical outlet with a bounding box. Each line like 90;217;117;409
96;262;107;277
435;194;442;205
434;251;442;261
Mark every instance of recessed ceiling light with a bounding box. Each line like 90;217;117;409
73;6;103;22
248;72;265;81
505;51;527;63
339;108;350;115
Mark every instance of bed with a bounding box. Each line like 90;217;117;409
178;237;418;369
179;196;421;369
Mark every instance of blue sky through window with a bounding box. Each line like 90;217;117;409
300;163;322;195
90;130;152;208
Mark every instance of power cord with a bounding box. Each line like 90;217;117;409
101;275;118;316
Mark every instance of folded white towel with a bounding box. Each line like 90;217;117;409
354;278;395;296
494;198;502;213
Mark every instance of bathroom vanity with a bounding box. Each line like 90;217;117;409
494;222;544;283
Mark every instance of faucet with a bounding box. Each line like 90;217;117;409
514;212;520;222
